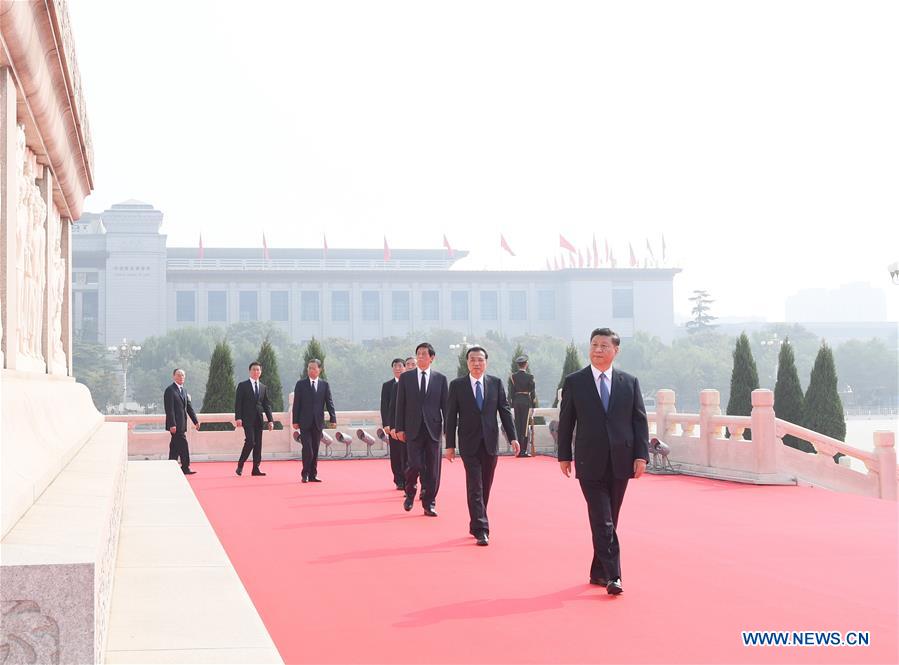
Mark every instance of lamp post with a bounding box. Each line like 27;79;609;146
889;262;898;285
107;338;141;413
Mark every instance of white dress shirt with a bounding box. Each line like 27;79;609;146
590;364;613;399
418;369;430;392
469;374;486;401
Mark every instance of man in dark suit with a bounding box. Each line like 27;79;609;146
292;358;337;483
381;358;406;490
394;342;448;516
164;368;200;475
557;327;649;595
509;355;536;457
234;361;274;477
445;347;519;546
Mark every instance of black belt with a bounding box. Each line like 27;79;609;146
514;392;531;395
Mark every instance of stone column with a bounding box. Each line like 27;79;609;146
697;389;719;467
62;218;73;376
39;166;52;373
0;67;18;370
750;389;777;474
655;389;676;443
874;431;897;501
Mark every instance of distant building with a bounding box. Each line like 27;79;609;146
73;201;681;345
786;283;888;323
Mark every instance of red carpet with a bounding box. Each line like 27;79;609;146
188;458;898;664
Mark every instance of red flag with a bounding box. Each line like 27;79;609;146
559;234;576;253
610;248;617;268
323;234;328;252
662;234;667;262
500;234;515;256
554;256;560;270
545;258;551;271
443;234;454;257
568;253;575;268
605;238;610;263
383;236;391;262
198;233;204;260
578;249;584;268
263;233;270;260
592;234;598;267
629;242;637;267
646;238;656;262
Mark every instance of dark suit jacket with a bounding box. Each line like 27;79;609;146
164;383;198;433
557;366;650;480
234;379;274;425
445;374;517;456
292;378;337;429
380;378;398;428
394;368;448;442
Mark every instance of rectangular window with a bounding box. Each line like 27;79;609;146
301;291;320;321
508;290;527;321
81;291;99;342
176;291;196;322
538;290;555;320
612;286;634;318
208;291;227;322
331;291;350;321
480;291;498;320
392;291;410;321
451;291;469;321
421;291;439;321
239;291;258;322
271;291;289;321
362;291;380;321
85;272;98;284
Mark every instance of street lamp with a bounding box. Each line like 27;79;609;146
889;262;898;285
107;337;141;412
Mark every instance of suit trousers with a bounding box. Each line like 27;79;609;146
405;431;441;506
388;436;407;486
300;425;323;479
578;464;629;581
238;419;264;469
168;432;190;471
461;441;497;536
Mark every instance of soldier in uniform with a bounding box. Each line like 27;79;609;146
509;355;536;457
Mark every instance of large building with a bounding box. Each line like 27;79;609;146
73;201;681;345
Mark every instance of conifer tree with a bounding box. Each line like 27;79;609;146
726;333;759;439
457;345;469;378
554;342;582;407
803;342;846;461
257;337;284;429
302;337;327;380
773;339;811;452
200;340;235;431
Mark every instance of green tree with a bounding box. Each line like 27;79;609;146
257;337;284;428
456;344;469;378
200;340;236;431
302;336;327;380
803;342;846;461
726;333;759;439
72;339;121;412
554;342;582;407
686;290;717;334
773;339;811;452
834;338;898;409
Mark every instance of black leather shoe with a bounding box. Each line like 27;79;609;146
183;470;197;475
517;452;531;458
475;533;489;546
251;470;266;476
310;477;322;482
423;505;438;517
395;484;405;491
589;577;609;587
606;578;623;595
301;476;308;483
235;466;243;476
403;496;414;512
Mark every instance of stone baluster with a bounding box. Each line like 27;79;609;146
698;389;719;467
1;67;18;369
751;389;777;474
655;389;676;441
874;431;896;501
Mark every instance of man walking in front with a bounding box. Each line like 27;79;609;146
292;359;336;483
557;328;649;595
235;361;274;477
163;368;200;475
394;342;448;516
381;358;406;490
445;347;519;545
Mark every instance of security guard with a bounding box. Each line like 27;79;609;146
509;355;536;457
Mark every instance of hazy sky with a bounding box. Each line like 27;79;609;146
67;1;898;322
